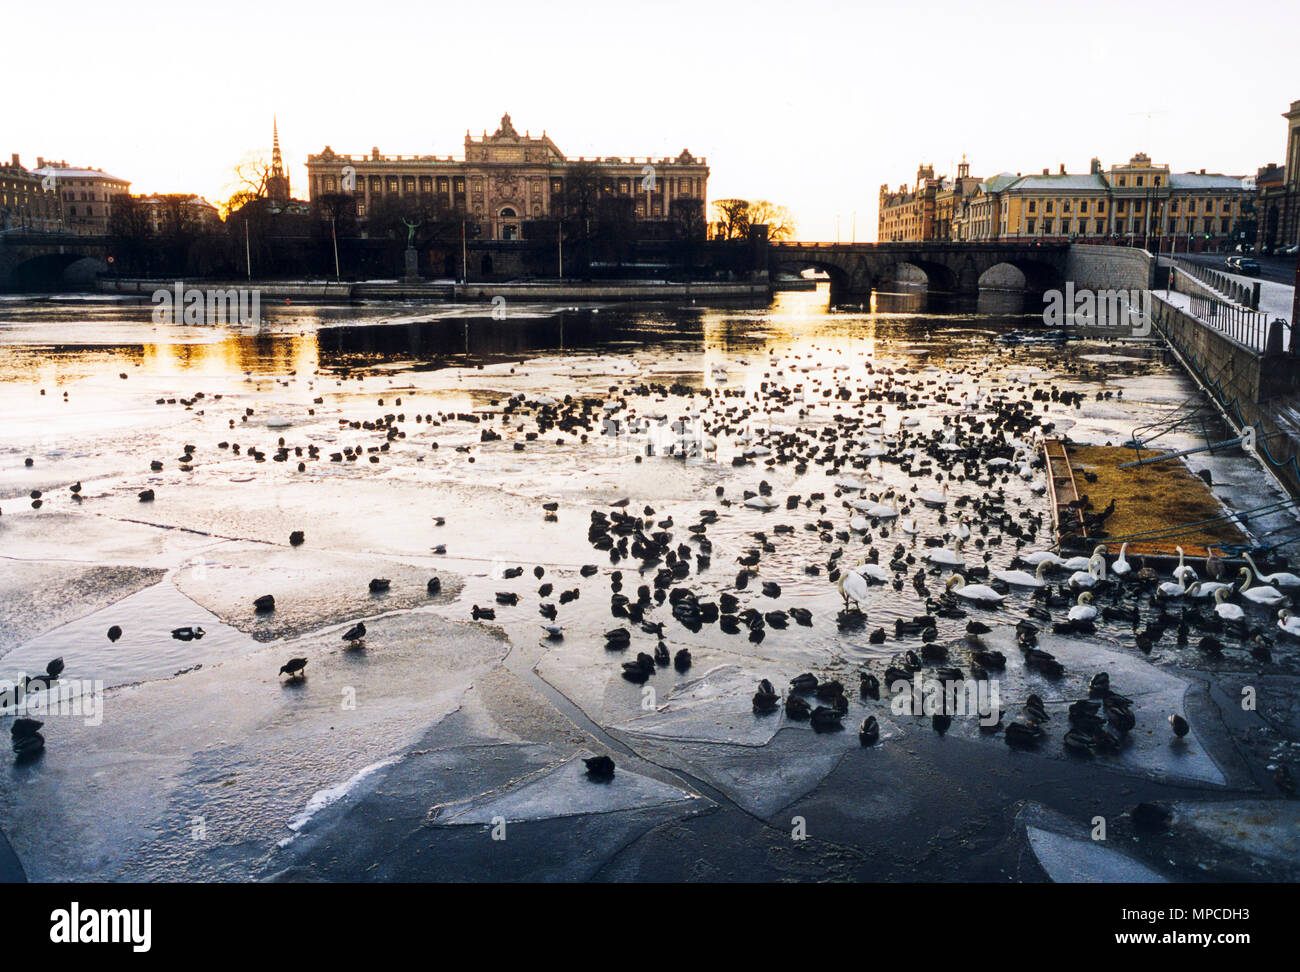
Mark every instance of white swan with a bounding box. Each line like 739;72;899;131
917;484;948;507
926;536;965;568
953;514;971;542
1020;549;1065;568
855;562;892;585
1110;542;1132;577
1068;591;1097;623
1213;588;1244;622
1068;554;1106;590
1157;574;1192;599
945;575;1005;604
1172;546;1197;583
1244;553;1300;590
1061;545;1107;572
1185;579;1232;599
1237;567;1285;606
900;517;919;535
1278;609;1300;638
837;570;869;610
854;495;898;520
744;494;778;510
849;515;869;533
991;560;1049;588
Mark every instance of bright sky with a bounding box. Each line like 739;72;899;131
6;0;1297;241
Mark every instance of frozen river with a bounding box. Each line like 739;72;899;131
1;286;1297;882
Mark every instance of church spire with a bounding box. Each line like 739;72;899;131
268;115;289;202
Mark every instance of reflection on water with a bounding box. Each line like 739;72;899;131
0;284;1047;384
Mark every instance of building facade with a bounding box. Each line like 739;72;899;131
884;154;1250;252
31;161;130;235
0;154;62;232
1256;99;1300;253
133;194;222;233
306;113;709;241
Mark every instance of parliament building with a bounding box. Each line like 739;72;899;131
306;114;709;241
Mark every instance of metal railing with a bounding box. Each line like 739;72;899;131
1187;292;1275;350
1174;257;1259;308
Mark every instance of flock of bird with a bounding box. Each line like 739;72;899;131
7;338;1298;793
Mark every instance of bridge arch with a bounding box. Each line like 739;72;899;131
769;257;864;306
981;258;1062;295
6;252;106;291
878;258;958;293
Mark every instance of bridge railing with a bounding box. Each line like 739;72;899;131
1186;293;1279;352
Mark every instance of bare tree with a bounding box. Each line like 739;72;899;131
222;153;272;217
711;198;751;239
746;200;796;241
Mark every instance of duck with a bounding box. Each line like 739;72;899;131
1237;567;1285;607
1068;591;1097;624
279;657;308;679
342;622;367;645
1210;587;1244;622
991;560;1048;588
1169;713;1190;739
1172;546;1197;584
1110;542;1132;577
1244;553;1300;590
926;536;965;568
1277;609;1300;638
945;575;1005;605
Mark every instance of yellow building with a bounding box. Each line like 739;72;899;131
306;113;709;241
32;160;130;236
0;153;62;232
887;154;1250;252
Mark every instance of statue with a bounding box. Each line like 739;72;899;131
402;216;420;248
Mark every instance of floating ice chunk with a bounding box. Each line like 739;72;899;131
433;754;698;825
1026;826;1169;883
279;757;399;847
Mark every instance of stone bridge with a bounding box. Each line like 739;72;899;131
768;241;1070;303
0;232;111;290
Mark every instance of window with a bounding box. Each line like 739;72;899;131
1079;200;1088;213
1136;176;1144;187
1026;218;1036;234
1028;200;1037;213
1095;218;1105;233
1118;176;1126;186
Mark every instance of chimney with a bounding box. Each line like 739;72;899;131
1042;168;1049;175
10;153;18;167
1059;163;1066;174
1090;157;1101;174
1200;168;1206;175
37;156;45;168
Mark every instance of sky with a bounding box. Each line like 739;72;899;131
6;0;1298;241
